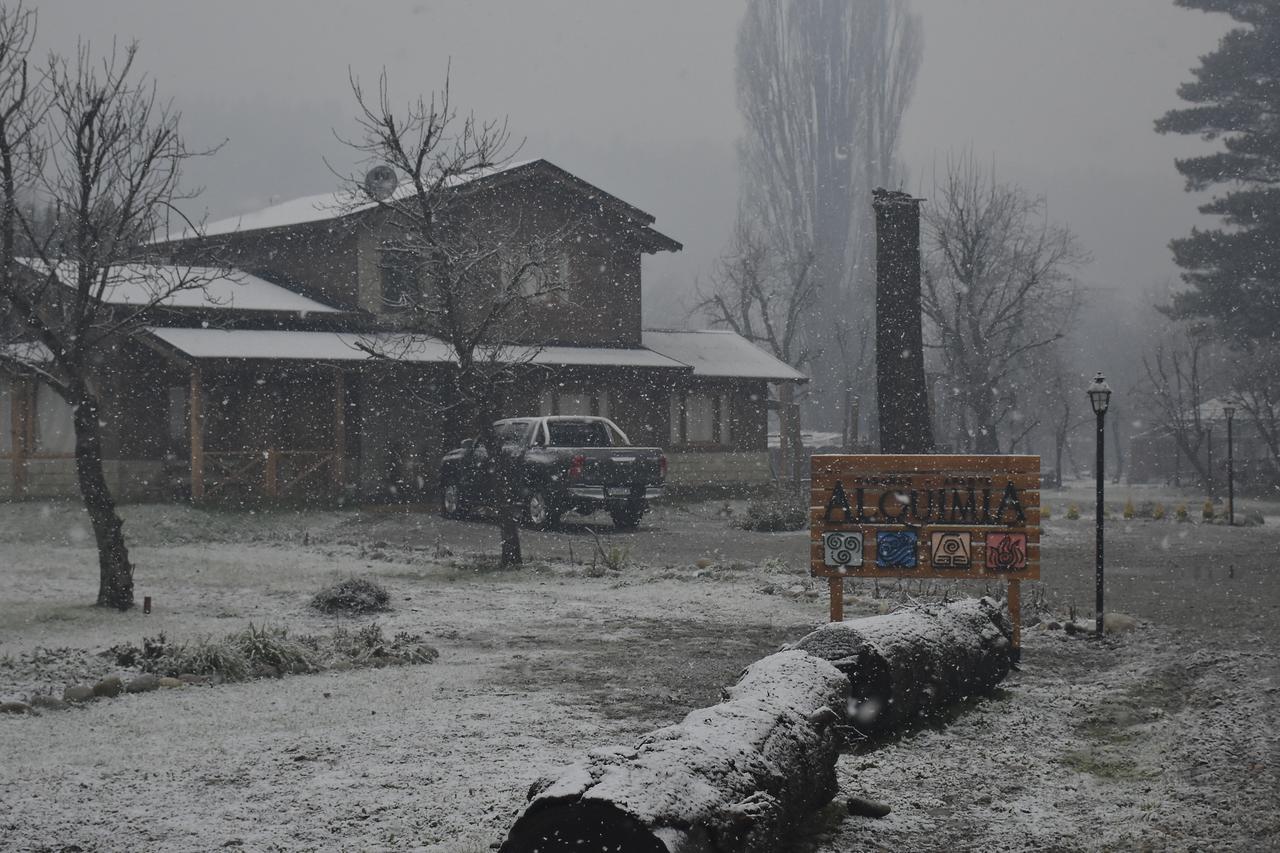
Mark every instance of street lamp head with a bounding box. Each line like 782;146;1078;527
1223;401;1236;421
1087;372;1112;415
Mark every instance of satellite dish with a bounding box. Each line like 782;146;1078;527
363;165;399;201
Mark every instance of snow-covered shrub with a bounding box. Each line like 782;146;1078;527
1202;499;1215;521
326;623;437;668
310;576;391;615
1175;503;1190;522
1152;502;1166;521
145;637;250;682
734;493;808;532
108;633;170;668
1123;499;1136;519
1066;504;1081;520
232;624;319;677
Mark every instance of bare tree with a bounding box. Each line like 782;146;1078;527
920;155;1086;453
735;0;923;429
1136;327;1214;489
1227;344;1280;485
1027;350;1089;487
696;216;815;483
0;7;216;610
338;70;572;567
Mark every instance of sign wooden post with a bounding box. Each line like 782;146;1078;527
810;455;1040;658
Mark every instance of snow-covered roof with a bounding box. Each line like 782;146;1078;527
175;161;536;239
1197;396;1246;424
144;327;690;371
159;159;681;254
17;260;340;314
642;329;808;382
0;340;54;365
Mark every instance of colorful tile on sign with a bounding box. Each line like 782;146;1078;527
930;531;972;568
875;530;918;569
822;531;864;568
985;532;1028;571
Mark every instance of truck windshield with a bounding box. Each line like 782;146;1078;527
493;421;532;447
547;420;613;447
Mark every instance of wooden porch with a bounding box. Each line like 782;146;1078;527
187;365;351;503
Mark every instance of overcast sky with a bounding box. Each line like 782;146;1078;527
33;0;1231;327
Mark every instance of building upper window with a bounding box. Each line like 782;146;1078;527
380;249;418;311
501;248;569;302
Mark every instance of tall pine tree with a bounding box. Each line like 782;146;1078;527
1155;0;1280;342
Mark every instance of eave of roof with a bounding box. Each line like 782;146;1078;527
143;327;693;372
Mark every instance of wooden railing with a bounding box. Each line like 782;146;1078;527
203;449;339;500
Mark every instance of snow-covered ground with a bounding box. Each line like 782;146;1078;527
1;495;1277;851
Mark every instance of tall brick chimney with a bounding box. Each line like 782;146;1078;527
872;188;934;454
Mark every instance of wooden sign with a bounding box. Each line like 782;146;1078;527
811;454;1040;580
811;455;1040;643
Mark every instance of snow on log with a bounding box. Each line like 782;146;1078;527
499;650;850;853
791;597;1014;736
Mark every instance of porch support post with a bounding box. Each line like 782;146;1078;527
11;376;31;496
333;367;346;493
264;447;279;499
189;367;204;501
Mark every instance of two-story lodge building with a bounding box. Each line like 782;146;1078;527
0;159;806;504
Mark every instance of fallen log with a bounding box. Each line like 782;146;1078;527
791;597;1014;736
499;650;850;853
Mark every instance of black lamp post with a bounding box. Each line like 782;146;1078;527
1224;402;1236;526
1087;373;1112;637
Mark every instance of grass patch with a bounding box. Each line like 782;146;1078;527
120;622;436;682
310;576;391;615
733;493;808;532
1060;748;1153;781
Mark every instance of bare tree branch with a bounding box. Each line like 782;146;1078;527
921;153;1087;452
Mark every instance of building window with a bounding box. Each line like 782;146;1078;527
671;392;732;447
380;249;417;310
34;384;74;455
559;388;592;416
168;387;188;444
686;394;715;444
541;387;610;418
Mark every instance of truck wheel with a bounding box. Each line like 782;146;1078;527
441;481;467;519
525;490;560;528
610;501;645;530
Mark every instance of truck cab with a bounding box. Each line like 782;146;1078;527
439;416;667;529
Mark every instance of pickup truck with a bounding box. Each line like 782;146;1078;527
438;416;667;529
